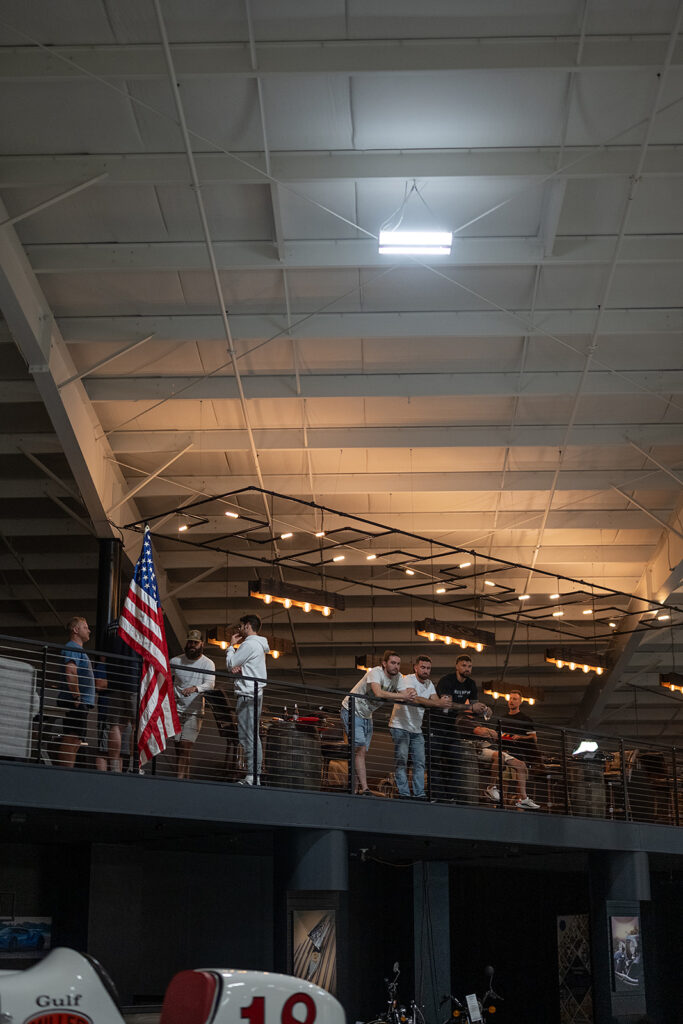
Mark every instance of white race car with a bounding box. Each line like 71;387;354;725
0;947;345;1024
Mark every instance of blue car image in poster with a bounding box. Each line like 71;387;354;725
0;919;51;957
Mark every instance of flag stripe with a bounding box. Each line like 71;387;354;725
118;526;180;764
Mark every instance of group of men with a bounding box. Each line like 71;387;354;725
57;613;541;809
57;612;268;782
341;649;541;809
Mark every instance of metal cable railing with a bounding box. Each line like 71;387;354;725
0;632;679;826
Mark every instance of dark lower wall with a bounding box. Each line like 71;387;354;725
450;864;589;1024
88;842;274;1002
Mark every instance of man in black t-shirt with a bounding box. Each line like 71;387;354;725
429;654;478;800
500;689;540;768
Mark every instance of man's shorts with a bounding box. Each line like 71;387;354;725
340;706;373;749
105;688;137;727
479;746;515;765
62;703;92;741
177;711;203;743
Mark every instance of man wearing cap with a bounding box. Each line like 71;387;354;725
170;630;216;779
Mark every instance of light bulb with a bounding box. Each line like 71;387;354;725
271;650;279;659
460;639;467;649
322;606;331;617
583;664;589;673
596;666;603;676
303;603;311;613
569;662;576;671
284;598;292;609
609;621;617;628
476;643;483;653
528;698;535;706
179;523;188;532
428;632;435;642
220;640;227;650
445;636;452;645
405;568;415;576
263;594;272;604
492;692;499;700
556;659;564;669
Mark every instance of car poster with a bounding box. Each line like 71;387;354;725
0;917;51;959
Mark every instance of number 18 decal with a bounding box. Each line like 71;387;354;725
241;994;317;1024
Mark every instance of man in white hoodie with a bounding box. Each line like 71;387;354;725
226;613;270;785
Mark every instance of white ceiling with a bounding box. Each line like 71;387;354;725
1;0;683;739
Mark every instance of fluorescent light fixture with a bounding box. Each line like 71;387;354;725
582;609;592;615
436;587;446;594
280;532;293;540
518;594;531;601
572;739;598;757
658;613;670;621
405;568;415;576
459;561;472;569
225;511;239;519
609;621;617;628
378;229;452;255
315;530;325;538
552;610;564;617
366;553;377;561
332;554;345;562
484;580;496;587
550;593;560;599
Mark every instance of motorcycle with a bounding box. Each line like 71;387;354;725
0;946;345;1024
367;962;423;1024
441;966;503;1023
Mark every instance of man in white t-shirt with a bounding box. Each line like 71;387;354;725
170;629;216;779
389;654;451;799
341;649;416;795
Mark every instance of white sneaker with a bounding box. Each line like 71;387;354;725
486;784;501;802
237;774;253;786
516;796;540;810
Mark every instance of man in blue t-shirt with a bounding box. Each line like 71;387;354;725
58;615;95;767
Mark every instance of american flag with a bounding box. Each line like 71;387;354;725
118;525;180;764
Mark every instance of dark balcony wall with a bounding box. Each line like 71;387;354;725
87;842;274;1003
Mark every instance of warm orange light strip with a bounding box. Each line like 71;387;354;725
206;636;283;658
416;628;485;653
251;588;332;617
545;654;604;675
483;688;536;706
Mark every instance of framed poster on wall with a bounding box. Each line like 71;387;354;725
610;915;643;993
287;893;339;997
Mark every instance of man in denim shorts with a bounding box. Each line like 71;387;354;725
341;650;416;795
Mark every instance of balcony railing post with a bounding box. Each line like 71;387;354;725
253;678;259;784
672;746;680;827
35;645;48;763
496;720;504;809
425;708;432;802
348;695;356;795
560;730;570;815
620;739;630;821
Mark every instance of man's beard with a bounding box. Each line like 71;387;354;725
185;647;201;660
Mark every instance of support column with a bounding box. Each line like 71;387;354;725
588;851;651;1023
95;537;122;652
278;830;349;1012
413;861;450;1024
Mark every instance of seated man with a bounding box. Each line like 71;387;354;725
456;704;540;810
500;688;542;768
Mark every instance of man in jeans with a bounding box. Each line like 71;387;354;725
389;654;450;799
226;614;269;785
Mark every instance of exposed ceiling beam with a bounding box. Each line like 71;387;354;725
1;37;681;79
0;201;188;643
574;492;683;730
24;235;683;273
45;309;683;344
80;370;683;402
2;147;682;188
